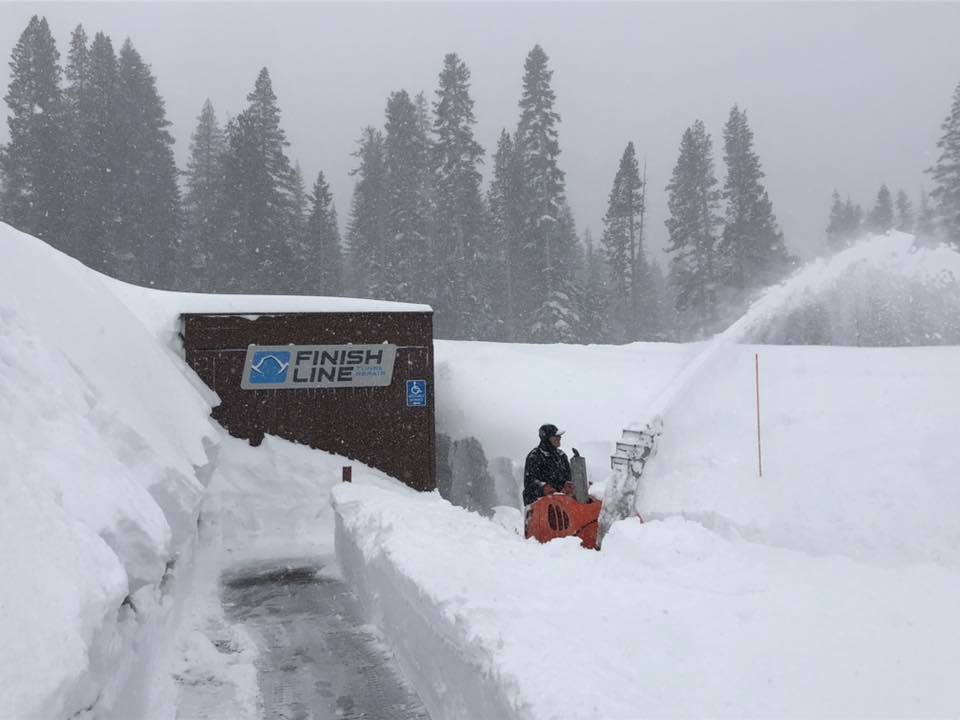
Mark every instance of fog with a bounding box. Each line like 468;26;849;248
1;2;958;258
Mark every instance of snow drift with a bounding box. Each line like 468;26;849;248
0;223;218;719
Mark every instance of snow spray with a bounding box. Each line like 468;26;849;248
597;234;917;543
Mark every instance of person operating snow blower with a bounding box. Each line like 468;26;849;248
523;423;573;506
523;423;603;549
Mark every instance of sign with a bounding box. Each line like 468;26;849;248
406;379;427;407
241;344;397;389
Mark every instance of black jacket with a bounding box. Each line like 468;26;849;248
523;441;571;506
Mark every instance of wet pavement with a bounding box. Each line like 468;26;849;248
221;559;430;720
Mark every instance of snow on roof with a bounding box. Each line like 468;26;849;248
99;266;431;345
107;280;433;318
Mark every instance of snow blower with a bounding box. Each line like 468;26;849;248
525;449;603;550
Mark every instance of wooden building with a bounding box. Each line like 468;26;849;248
180;301;435;491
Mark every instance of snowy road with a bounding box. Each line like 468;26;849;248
219;559;429;720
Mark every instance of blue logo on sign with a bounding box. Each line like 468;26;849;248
249;351;290;385
406;379;427;407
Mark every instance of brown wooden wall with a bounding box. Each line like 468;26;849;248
181;312;435;491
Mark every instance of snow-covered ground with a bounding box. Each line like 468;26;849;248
3;221;960;719
338;340;960;719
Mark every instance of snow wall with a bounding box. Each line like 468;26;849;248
333;486;528;720
0;224;219;720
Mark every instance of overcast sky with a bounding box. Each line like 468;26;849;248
2;2;959;260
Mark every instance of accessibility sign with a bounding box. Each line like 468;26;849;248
406;379;427;407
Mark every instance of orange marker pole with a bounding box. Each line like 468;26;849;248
755;353;763;478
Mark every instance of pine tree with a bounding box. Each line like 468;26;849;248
114;38;179;286
601;141;644;342
347;127;388;297
64;25;90;118
642;258;671;341
182;99;227;289
916;188;937;242
718;106;792;298
515;45;577;341
487;129;522;340
826;190;847;252
73;31;122;276
665;120;722;337
382;89;432;303
579;227;609;343
867;184;894;234
303;170;343;296
284;162;310;290
1;16;69;248
431;53;487;338
529;201;583;343
894;189;914;233
220;67;296;292
827;191;865;251
845;198;864;239
927;81;960;248
62;24;92;259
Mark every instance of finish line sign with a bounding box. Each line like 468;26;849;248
241;344;397;389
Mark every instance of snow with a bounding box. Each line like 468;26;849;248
334;232;960;719
335;341;960;719
435;339;699;485
174;434;423;720
0;222;218;719
107;280;430;342
0;221;433;719
4;220;960;719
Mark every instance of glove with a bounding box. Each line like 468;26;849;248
561;481;574;495
541;483;556;496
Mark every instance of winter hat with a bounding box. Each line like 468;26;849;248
538;423;565;441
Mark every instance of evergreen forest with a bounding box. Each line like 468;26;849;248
3;16;960;343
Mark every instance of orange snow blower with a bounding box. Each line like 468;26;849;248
525;449;602;550
526;492;602;549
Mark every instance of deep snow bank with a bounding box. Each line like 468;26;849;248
0;224;217;719
333;429;960;719
640;343;960;566
332;484;530;720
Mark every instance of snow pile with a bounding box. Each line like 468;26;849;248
0;224;217;720
332;484;529;720
641;342;960;565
